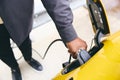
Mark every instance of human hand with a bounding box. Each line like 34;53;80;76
66;37;87;59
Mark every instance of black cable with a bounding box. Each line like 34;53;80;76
17;38;94;61
68;55;72;63
16;38;94;63
32;48;43;59
16;39;63;61
42;39;63;59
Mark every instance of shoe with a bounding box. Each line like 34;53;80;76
26;58;43;71
11;67;22;80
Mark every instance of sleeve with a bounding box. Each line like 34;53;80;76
41;0;78;43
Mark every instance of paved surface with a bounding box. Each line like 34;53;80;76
0;1;120;80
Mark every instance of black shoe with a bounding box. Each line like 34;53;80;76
11;67;22;80
26;58;43;71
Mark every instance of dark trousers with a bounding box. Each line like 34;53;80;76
0;24;32;69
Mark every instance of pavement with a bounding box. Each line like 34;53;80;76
0;1;120;80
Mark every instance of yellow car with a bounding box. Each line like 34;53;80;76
53;0;120;80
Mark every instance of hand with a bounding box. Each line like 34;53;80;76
66;37;87;59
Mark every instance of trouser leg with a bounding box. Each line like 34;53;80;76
0;24;18;69
18;36;43;71
18;36;32;61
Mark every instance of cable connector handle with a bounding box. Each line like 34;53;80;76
77;49;91;65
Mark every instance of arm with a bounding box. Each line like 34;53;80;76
41;0;87;58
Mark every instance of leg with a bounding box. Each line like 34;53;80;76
18;36;43;71
18;36;32;61
0;24;18;69
0;24;22;80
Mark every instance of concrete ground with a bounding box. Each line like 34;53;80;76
0;0;120;80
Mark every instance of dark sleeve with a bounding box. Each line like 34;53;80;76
41;0;78;43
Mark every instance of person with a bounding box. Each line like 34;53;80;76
0;18;43;80
0;0;87;80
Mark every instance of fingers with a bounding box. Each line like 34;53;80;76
68;50;77;59
66;37;87;59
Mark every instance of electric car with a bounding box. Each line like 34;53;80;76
53;0;120;80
